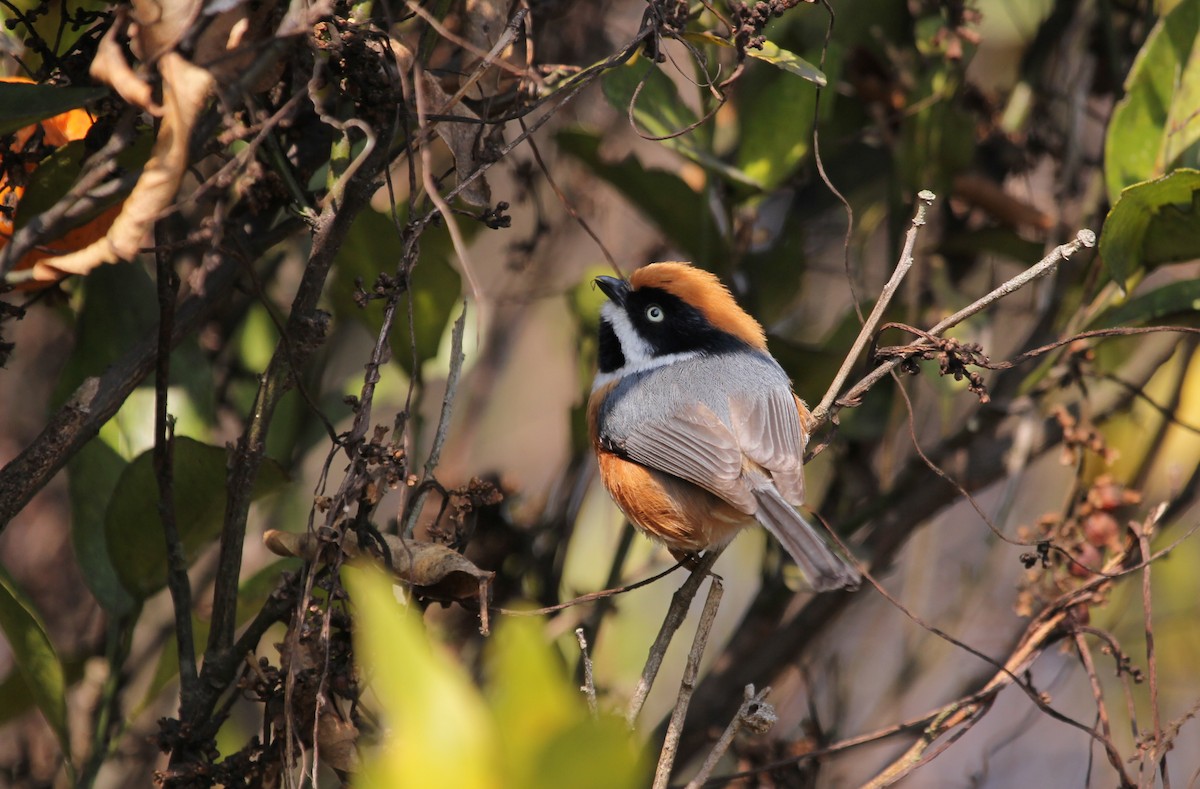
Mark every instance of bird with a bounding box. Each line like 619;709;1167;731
587;262;860;592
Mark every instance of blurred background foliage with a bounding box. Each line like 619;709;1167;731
0;0;1199;786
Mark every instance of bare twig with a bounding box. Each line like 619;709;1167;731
493;558;683;617
575;628;598;716
654;575;723;789
811;190;935;425
829;229;1097;420
686;685;775;789
1074;631;1128;783
627;546;725;728
401;305;468;537
412;58;482;304
1132;503;1168;783
152;230;197;706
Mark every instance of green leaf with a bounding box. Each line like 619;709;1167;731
486;619;646;789
0;658;85;728
347;566;646;789
1104;0;1200;202
557;128;725;262
0;83;107;137
601;57;762;188
0;568;70;759
332;207;463;375
486;618;582;786
687;32;826;85
1099;169;1200;287
104;437;287;599
1092;279;1200;329
52;263;158;408
735;67;816;190
529;717;646;789
746;40;827;85
69;440;138;616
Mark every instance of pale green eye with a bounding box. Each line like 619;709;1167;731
645;305;664;322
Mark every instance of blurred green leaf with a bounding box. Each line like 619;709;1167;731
486;618;583;787
1092;280;1200;329
1099;169;1200;287
0;568;70;760
529;716;646;789
0;657;85;729
347;565;501;789
53;263;157;408
69;440;138;617
104;437;286;599
1104;0;1200;202
347;567;646;789
601;57;762;188
0;83;107;137
558;128;725;262
332;207;463;375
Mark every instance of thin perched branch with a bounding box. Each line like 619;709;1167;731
627;546;725;728
653;575;723;789
811;190;935;425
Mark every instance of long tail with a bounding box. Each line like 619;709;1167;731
753;487;860;592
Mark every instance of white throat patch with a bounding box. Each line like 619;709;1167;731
592;302;700;391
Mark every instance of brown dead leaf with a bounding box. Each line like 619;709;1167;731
317;708;360;772
29;52;214;282
263;529;494;605
460;0;514;100
390;38;492;207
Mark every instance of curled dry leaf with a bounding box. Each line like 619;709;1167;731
264;528;494;617
30;53;215;282
390;39;492;207
90;15;161;116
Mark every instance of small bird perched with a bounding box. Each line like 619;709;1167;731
588;262;860;592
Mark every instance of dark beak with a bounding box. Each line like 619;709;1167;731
595;275;630;307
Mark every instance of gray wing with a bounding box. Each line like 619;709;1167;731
623;404;757;512
727;387;807;504
616;386;808;513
